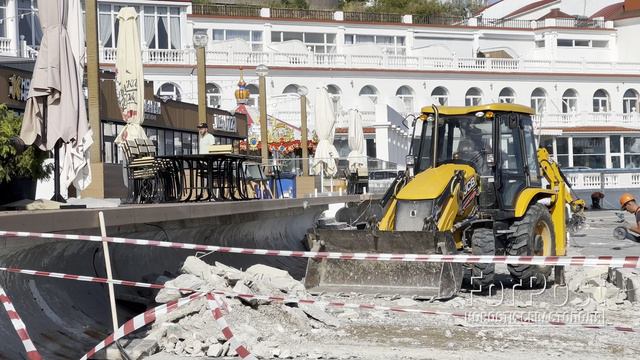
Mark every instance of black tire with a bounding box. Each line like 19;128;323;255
507;203;555;287
471;228;495;292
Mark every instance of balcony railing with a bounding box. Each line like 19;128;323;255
98;47;640;75
563;170;640;190
533;112;640;129
192;4;261;18
191;4;611;29
0;37;12;54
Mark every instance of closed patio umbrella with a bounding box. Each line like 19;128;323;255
20;0;89;201
312;87;338;177
114;7;148;144
347;109;367;172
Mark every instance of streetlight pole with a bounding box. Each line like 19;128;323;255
298;86;309;176
193;33;209;126
85;0;101;163
256;64;269;166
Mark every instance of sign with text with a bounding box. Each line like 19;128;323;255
213;113;237;133
8;74;31;102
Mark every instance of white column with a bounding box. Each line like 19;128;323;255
374;125;390;162
336;26;345;53
263;23;272;52
552;137;558;162
567;136;574;167
620;135;626;168
605;136;612;168
405;28;414;56
6;0;17;55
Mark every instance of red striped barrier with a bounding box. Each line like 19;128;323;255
207;293;256;359
1;230;639;268
0;285;42;360
1;266;636;334
80;293;203;360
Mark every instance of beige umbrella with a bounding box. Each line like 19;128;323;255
114;7;148;144
20;0;87;151
312;86;338;177
347;109;367;172
20;0;88;201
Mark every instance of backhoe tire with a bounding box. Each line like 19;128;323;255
471;228;495;292
507;203;555;288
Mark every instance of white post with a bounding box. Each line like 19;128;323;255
98;212;119;334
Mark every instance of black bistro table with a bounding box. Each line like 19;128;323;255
158;153;261;202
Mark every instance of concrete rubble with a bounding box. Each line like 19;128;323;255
138;256;340;359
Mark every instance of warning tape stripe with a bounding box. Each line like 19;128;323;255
206;293;256;360
79;293;203;360
1;230;639;268
1;266;636;334
0;285;43;360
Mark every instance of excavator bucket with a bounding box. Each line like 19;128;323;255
304;229;463;299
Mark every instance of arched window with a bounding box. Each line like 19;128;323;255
530;88;547;113
396;86;415;113
156;82;182;101
562;89;578;113
465;87;483;106
327;84;342;112
282;84;300;94
206;83;221;108
431;86;448;105
623;89;639;113
498;87;515;103
593;89;610;112
359;85;379;105
246;84;259;107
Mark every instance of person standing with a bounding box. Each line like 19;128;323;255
197;122;215;154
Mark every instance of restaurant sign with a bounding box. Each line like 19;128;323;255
8;74;31;102
213;113;237;132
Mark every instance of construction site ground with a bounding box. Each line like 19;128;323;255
118;209;640;360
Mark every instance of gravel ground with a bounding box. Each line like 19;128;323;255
120;210;640;360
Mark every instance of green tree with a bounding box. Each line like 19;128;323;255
269;0;310;9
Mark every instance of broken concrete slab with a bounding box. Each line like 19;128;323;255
608;267;640;303
300;304;341;328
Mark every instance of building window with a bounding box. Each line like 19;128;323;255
0;1;6;38
573;137;605;169
144;6;181;50
431;87;448;105
214;29;263;51
18;0;41;47
359;85;379;105
246;84;259;106
624;137;640;168
271;31;335;53
623;89;639;114
465;87;483;106
156;82;182;101
498;87;515;103
206;83;221;108
593;89;610;112
282;84;300;94
557;39;608;48
530;88;547;113
327;84;342;111
345;34;406;55
562;89;578;113
396;86;414;114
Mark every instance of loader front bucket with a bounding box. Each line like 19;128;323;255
304;230;463;299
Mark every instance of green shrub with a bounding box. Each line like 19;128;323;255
0;104;52;183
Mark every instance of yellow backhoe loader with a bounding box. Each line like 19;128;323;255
305;103;585;298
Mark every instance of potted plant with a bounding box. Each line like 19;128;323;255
0;104;53;205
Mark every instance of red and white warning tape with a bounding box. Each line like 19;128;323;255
80;293;203;360
207;293;257;360
0;285;42;360
1;266;636;335
1;230;639;268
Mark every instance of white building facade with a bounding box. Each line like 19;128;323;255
4;0;640;169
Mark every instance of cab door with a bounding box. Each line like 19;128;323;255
496;114;528;209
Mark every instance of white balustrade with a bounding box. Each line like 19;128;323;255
565;171;640;190
0;38;12;54
535;112;640;130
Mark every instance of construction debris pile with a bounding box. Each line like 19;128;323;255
139;256;343;359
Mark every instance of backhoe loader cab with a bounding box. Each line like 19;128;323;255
305;103;583;298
